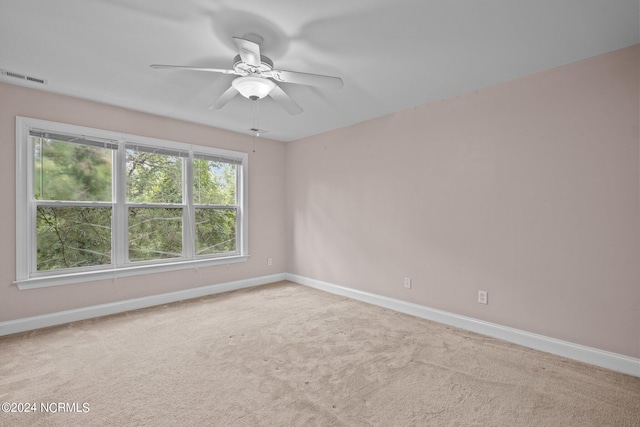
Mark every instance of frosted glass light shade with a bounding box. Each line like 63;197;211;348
232;76;276;100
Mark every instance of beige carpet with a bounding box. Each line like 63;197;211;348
1;281;638;426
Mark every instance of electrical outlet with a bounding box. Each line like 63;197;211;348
478;290;488;304
267;258;272;266
404;277;412;289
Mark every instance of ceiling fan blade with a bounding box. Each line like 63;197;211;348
150;64;238;75
232;37;261;67
268;84;303;115
269;69;343;89
208;86;239;110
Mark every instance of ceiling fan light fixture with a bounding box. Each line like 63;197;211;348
232;76;275;100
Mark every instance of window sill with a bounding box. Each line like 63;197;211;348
14;255;249;290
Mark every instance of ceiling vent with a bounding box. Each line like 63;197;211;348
1;69;47;85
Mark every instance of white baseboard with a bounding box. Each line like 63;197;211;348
286;273;640;378
2;271;638;378
0;273;287;337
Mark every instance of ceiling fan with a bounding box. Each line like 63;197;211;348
150;36;343;115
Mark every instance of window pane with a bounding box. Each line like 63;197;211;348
128;208;182;262
193;159;236;205
33;137;112;201
36;206;112;271
195;208;236;256
126;149;183;204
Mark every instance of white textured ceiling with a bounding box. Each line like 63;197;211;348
1;0;638;142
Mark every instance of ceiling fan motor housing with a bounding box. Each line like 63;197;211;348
233;54;274;76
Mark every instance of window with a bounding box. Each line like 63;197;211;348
16;117;248;289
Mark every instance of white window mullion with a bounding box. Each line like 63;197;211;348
183;154;195;259
113;143;128;266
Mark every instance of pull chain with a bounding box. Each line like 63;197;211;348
252;99;260;153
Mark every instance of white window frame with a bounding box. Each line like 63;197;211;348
15;117;249;289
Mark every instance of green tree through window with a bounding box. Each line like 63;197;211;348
34;136;113;271
193;157;238;255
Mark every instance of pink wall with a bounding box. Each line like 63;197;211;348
0;83;287;321
286;45;640;358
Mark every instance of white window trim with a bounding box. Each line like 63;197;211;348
15;116;249;290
